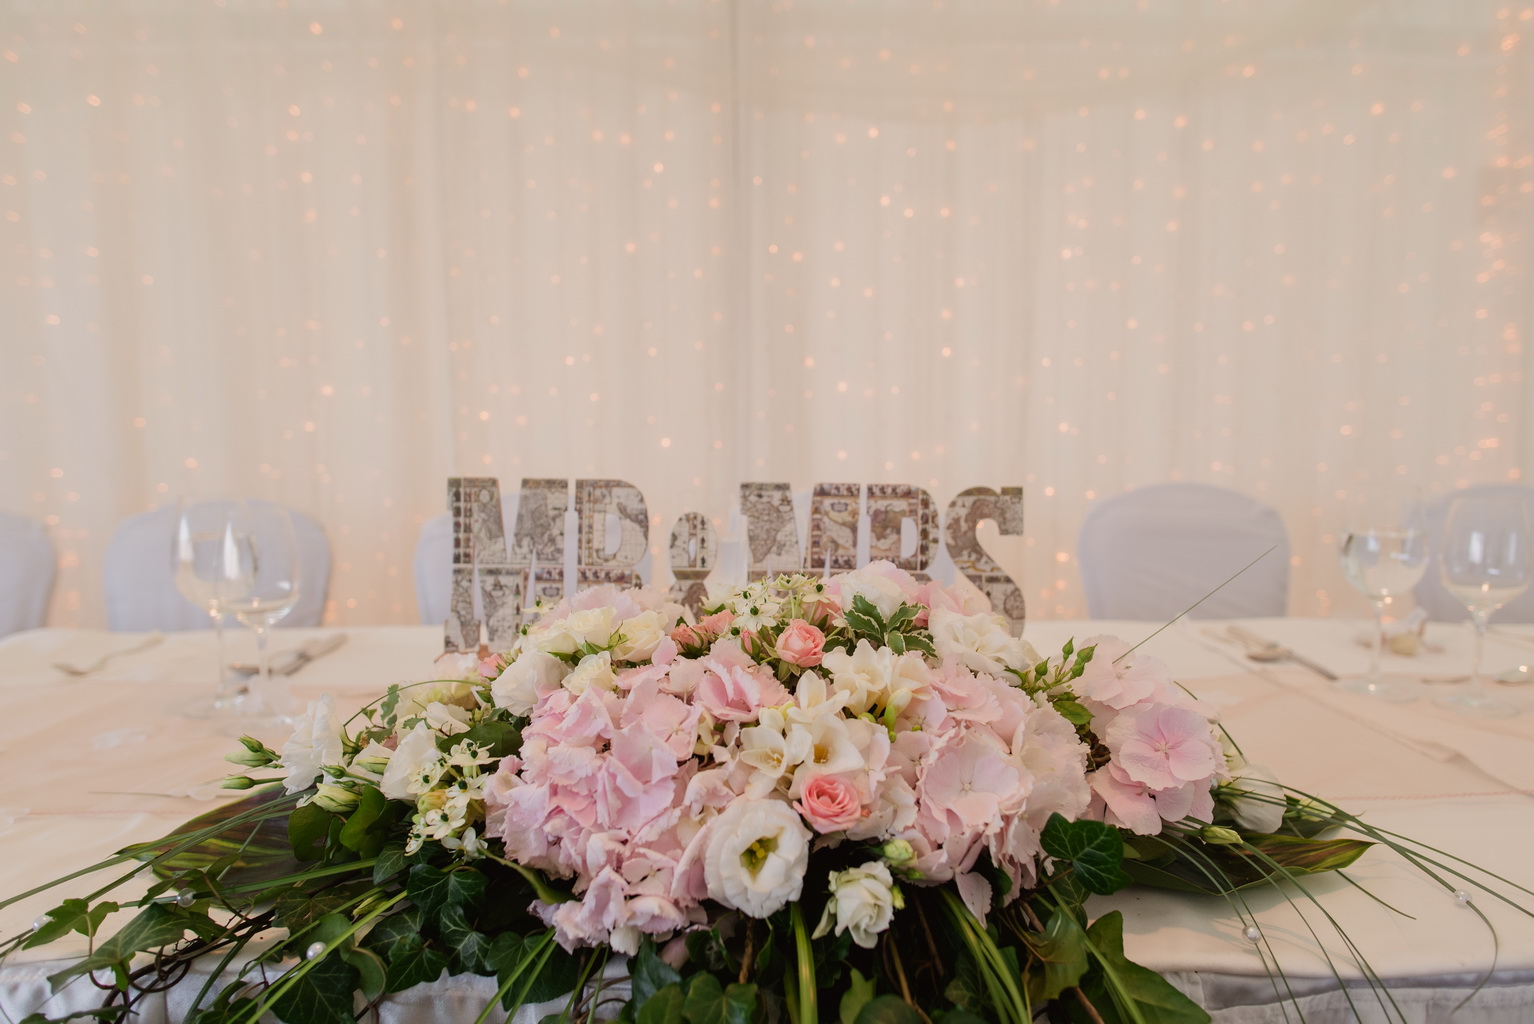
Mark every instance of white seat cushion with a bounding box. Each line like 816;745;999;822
0;512;54;636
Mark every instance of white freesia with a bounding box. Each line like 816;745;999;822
928;607;1040;676
703;798;811;918
812;861;902;949
563;651;617;696
1226;764;1285;833
278;695;344;795
380;722;446;801
821;639;895;715
492;650;567;715
611;611;665;662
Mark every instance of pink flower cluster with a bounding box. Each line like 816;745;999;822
480;563;1225;953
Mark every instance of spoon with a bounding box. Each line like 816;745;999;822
1496;665;1534;686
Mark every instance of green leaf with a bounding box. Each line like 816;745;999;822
273;884;371;936
854;995;923;1024
287;802;333;863
270;950;359;1024
1041;814;1132;895
1025;908;1088;1004
1123;832;1374;896
839;968;877;1024
337;786;387;853
362;906;423;960
119;787;298;885
436;904;494;975
638;984;686;1024
630;936;682;1004
682;973;756;1024
405;864;486;920
382;933;449;993
47;904;189;990
1053;698;1092;727
1083;911;1209;1024
379;684;403;724
339;945;388;1001
372;843;409;885
461;719;523;759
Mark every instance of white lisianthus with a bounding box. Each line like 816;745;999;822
821;639;895;715
703;798;812;918
928;608;1039;676
309;783;360;814
611;611;665;662
380;722;446;801
563;651;617;696
350;740;394;779
812;861;903;949
278;695;344;795
1225;765;1285;833
423;701;472;735
492;650;566;715
395;680;478;723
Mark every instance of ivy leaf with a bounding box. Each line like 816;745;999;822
379;685;403;724
23;899;118;949
436;904;494;975
382;933;449;993
1024;908;1089;1004
270;950;359;1024
406;864;486;920
47;904;189;990
1041;813;1132;895
838;968;877;1024
336;786;387;853
630;937;682;1005
372;843;409;885
362;906;423;960
682;973;756;1024
273;883;371;936
339;946;388;1002
287;802;332;862
637;984;685;1024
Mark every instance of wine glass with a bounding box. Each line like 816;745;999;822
173;498;255;716
1435;494;1533;718
1334;499;1430;702
223;503;302;727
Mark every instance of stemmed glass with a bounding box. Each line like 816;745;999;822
223;504;302;728
173;499;255;717
1335;499;1430;703
1435;494;1533;718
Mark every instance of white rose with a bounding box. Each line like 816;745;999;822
834;567;909;619
612;611;665;662
812;861;901;949
703;798;811;918
278;695;344;795
380;722;445;801
928;608;1039;676
1226;765;1285;833
563;651;617;696
527;606;617;656
492;650;567;715
820;639;894;715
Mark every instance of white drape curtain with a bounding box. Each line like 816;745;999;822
0;0;1528;627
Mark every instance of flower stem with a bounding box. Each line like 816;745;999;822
791;903;817;1024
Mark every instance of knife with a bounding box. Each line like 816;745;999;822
275;633;348;676
1227;625;1338;680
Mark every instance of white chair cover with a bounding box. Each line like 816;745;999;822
0;512;54;637
1078;483;1290;621
103;502;331;631
413;514;452;626
1413;484;1534;624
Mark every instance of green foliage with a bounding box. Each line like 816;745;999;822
1078;912;1210;1024
269;952;359;1024
287;802;333;863
840;595;937;658
854;996;923;1024
1041;814;1133;895
838;968;877;1024
23;899;118;949
1123;831;1374;896
1025;906;1089;1004
47;904;192;991
120;786;298;885
629;937;682;1004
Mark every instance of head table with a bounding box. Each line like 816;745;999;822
2;618;1533;1024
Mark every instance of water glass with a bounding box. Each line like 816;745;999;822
173;498;255;715
1334;501;1430;702
223;504;302;726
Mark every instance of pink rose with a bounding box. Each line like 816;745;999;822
794;774;864;833
775;619;826;668
699;610;736;635
670;624;704;648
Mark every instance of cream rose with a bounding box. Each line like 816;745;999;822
563;651;617;696
491;650;567;716
612;611;665;662
703;798;811;918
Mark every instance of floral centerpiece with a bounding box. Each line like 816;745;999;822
0;562;1518;1024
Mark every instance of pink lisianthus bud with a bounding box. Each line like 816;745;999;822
775;619;826;668
795;774;865;833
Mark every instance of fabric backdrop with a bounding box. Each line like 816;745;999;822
0;0;1529;628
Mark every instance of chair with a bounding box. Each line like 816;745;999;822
414;514;452;626
1413;484;1534;624
0;512;55;636
103;502;330;631
1077;483;1290;620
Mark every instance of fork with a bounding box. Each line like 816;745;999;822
54;633;164;677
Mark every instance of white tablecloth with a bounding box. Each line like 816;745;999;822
2;619;1534;1023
